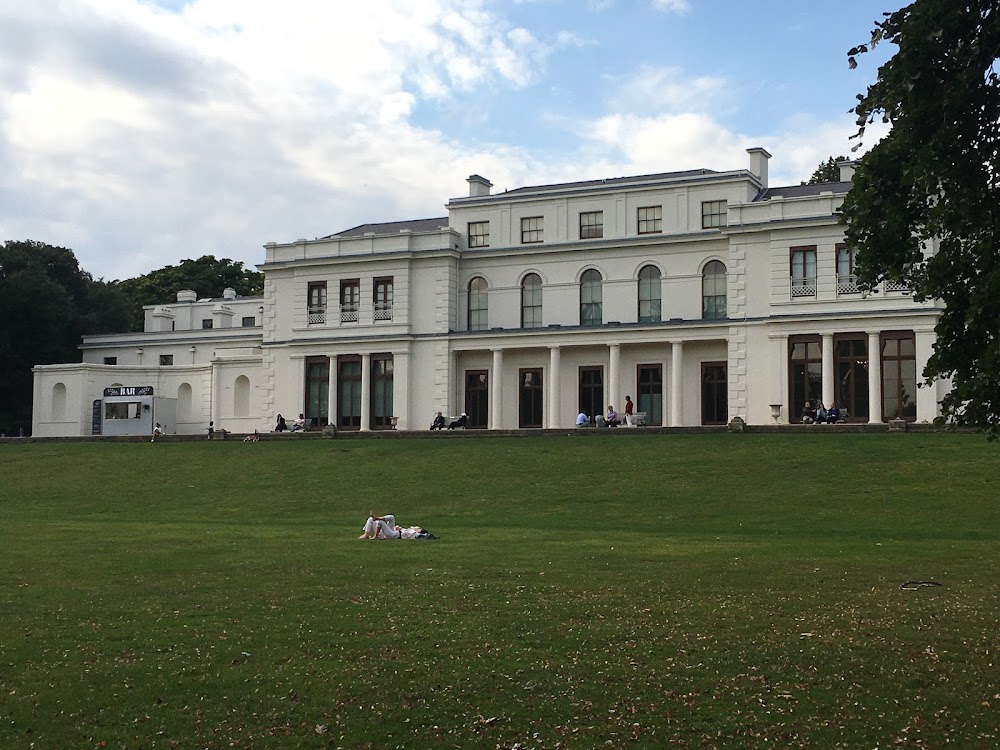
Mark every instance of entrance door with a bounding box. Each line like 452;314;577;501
701;362;727;425
465;370;489;428
636;364;663;426
337;357;361;429
519;368;544;428
578;366;604;422
305;356;330;427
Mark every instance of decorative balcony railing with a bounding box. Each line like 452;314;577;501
307;307;326;325
374;305;393;321
340;307;359;323
884;279;910;292
837;275;860;294
790;279;817;297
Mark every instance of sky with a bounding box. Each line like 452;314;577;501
0;0;899;281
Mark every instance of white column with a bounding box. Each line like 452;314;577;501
608;344;621;415
491;349;504;430
670;341;683;427
393;351;409;430
915;330;936;422
360;353;371;431
327;355;337;428
822;333;835;408
548;346;561;428
867;332;882;424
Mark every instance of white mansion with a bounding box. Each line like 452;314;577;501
32;148;945;436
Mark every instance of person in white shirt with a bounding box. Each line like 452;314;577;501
151;423;164;442
291;413;306;432
576;412;589;426
359;513;430;540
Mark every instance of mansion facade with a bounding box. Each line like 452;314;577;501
32;148;945;436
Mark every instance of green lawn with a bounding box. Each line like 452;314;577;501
0;433;997;749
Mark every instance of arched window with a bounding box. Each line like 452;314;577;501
468;277;488;331
702;261;727;320
234;375;251;417
638;265;661;323
52;383;67;421
521;274;542;328
177;383;193;421
580;270;603;326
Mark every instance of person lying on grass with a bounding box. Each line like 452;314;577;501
359;513;436;540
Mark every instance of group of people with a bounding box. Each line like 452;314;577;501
274;414;307;432
578;395;635;428
801;400;842;424
429;412;468;430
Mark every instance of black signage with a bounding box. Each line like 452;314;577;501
103;386;154;397
92;400;102;435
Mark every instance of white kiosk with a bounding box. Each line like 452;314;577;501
98;386;177;437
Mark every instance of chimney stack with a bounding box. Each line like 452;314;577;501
467;174;493;197
746;147;771;189
836;159;856;182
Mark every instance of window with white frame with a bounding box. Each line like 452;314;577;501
837;244;859;294
638;265;661;323
340;279;360;323
521;216;543;244
580;269;603;326
468;277;488;330
790;246;817;297
702;261;727;319
307;281;327;324
468;221;489;248
374;277;393;321
579;211;603;239
701;200;727;228
521;274;542;328
637;206;662;234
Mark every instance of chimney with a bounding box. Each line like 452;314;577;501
836;159;856;182
467;174;493;197
223;287;237;300
176;289;197;303
746;147;771;189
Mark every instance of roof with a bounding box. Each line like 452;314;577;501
756;181;852;201
490;168;719;197
324;217;450;239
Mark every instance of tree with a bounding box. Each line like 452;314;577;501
114;255;264;331
808;156;849;184
0;241;130;435
843;1;1000;436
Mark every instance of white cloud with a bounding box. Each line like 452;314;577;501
606;65;729;115
651;0;691;14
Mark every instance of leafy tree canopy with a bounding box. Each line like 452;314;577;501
114;255;264;331
843;0;1000;437
0;240;130;435
808;156;849;184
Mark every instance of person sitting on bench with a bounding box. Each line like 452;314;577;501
447;413;468;429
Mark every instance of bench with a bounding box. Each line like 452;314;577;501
625;412;647;427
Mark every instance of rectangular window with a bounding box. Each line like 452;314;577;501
519;368;544;428
340;279;360;323
159;354;174;366
242;316;256;327
701;200;727;229
521;216;544;244
468;221;490;248
103;357;117;366
790;246;817;297
882;332;917;421
701;362;728;424
464;370;489;429
307;281;328;324
637;206;662;234
305;356;330;427
371;356;394;429
637;365;662;426
337;357;362;429
837;244;859;294
788;336;822;422
374;277;393;321
202;319;213;329
105;402;141;420
835;335;869;421
579;211;604;239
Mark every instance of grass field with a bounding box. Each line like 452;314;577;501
1;433;998;749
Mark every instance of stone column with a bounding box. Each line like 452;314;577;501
609;343;621;415
327;355;337;428
360;352;371;432
867;332;882;424
915;330;936;422
822;333;835;408
491;349;504;429
393;351;409;430
670;341;683;427
548;346;561;428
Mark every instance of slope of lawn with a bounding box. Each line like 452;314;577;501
0;433;997;749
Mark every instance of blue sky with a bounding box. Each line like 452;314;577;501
0;0;897;280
